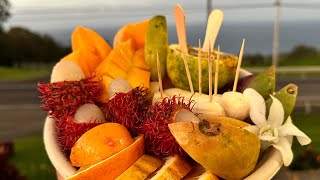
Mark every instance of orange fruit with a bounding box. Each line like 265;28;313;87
71;26;112;60
70;123;134;167
66;135;145;180
94;39;151;102
113;19;149;50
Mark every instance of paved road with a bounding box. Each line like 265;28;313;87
0;76;319;141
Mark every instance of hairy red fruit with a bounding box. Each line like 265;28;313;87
38;77;101;118
139;95;195;158
107;87;152;136
55;116;101;153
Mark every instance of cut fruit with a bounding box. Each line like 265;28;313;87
127;67;151;88
70;123;134;167
183;164;219;180
114;19;149;50
169;118;260;180
116;154;163;180
61;48;101;77
94;39;151;102
71;26;112;60
66;135;145;180
50;60;85;83
150;155;192;180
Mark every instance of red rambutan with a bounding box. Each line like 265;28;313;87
55;116;101;153
107;87;152;136
38;77;101;118
138;95;195;158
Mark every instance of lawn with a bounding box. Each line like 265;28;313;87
0;66;50;81
10;136;56;180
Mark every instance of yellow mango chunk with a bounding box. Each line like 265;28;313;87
127;67;150;88
132;48;149;71
61;49;101;77
72;26;112;60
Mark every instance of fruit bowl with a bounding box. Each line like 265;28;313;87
43;69;289;180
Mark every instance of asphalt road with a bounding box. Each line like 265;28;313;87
0;76;319;142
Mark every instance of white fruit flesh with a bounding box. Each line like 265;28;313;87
108;78;132;99
51;60;85;83
74;103;106;123
221;91;250;120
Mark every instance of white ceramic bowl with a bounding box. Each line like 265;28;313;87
43;69;287;179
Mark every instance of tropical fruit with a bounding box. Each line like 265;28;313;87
248;65;276;100
71;26;112;60
183;164;219;180
113;19;149;49
116;154;163;180
168;117;260;180
150;155;192;180
145;15;168;80
66;135;145;180
266;83;298;121
167;45;238;93
94;39;150;102
70;123;134;167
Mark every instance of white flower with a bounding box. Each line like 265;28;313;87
243;88;311;166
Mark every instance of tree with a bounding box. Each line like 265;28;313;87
0;0;10;30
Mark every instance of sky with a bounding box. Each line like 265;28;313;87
4;0;320;54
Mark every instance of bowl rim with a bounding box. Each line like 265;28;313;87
43;69;286;179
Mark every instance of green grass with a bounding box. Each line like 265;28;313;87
291;112;320;152
10;136;56;180
0;66;50;81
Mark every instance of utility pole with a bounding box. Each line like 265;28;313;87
272;0;281;66
207;0;212;18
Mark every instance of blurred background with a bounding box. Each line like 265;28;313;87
0;0;319;179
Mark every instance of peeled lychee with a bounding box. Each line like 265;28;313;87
51;60;85;83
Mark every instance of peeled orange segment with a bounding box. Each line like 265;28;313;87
61;48;101;77
168;119;260;180
113;19;149;49
116;154;163;180
71;26;112;60
127;67;151;88
66;135;145;180
150;155;192;180
70;123;134;167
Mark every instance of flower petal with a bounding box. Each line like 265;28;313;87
243;88;267;128
278;123;312;145
244;125;260;134
272;137;293;166
267;96;284;128
260;135;279;143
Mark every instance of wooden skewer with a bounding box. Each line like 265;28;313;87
198;38;202;95
203;9;224;52
174;4;194;93
156;53;163;98
233;39;245;92
214;46;220;96
174;4;188;55
208;41;213;102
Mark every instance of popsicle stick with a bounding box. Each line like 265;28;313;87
174;4;188;55
174;4;194;93
214;46;220;96
208;41;213;102
233;39;245;92
203;9;224;52
156;53;163;98
198;39;202;95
